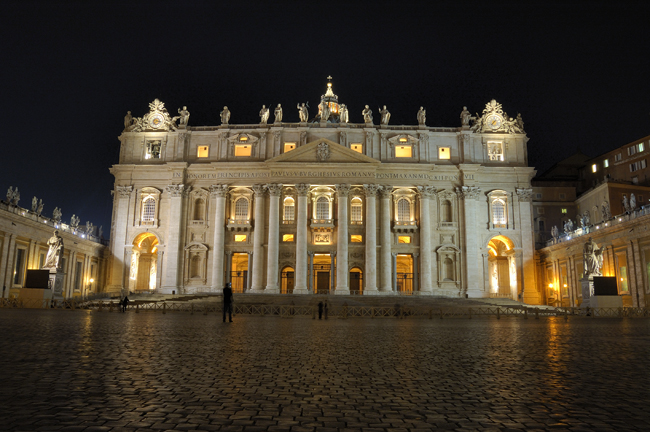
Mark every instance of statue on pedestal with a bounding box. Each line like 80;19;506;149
551;225;559;240
319;98;330;121
12;188;20;206
274;104;283;123
31;196;38;212
178;106;190;127
124;111;133;131
378;105;390;125
220;106;231;125
297;103;309;122
583;237;603;277
563;219;573;233
43;230;64;270
630;193;637;211
623;195;631;213
362;105;373;123
6;186;13;204
340;104;349;123
259;105;270;124
460;106;472;126
52;207;62;222
37;199;44;216
417;107;426;125
70;214;80;229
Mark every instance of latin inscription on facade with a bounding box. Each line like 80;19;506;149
181;171;467;181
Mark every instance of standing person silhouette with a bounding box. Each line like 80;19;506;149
222;282;233;323
122;296;129;313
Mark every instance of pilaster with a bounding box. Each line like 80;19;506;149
363;184;379;294
293;184;310;294
250;185;266;293
210;184;229;291
161;184;185;294
107;185;132;295
379;186;392;292
335;184;350;294
265;184;282;293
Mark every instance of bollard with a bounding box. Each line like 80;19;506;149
535;309;539;320
524;309;528;319
136;304;139;313
163;303;166;314
372;307;375;319
71;300;76;310
497;308;501;320
564;309;568;321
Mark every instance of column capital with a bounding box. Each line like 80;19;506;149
266;183;283;196
165;184;185;197
363;184;380;197
295;184;310;196
252;184;267;196
115;185;133;198
456;186;481;200
378;186;393;198
335;184;351;197
516;188;533;202
210;184;229;197
417;186;436;199
225;250;233;256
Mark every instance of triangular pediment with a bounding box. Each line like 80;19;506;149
266;138;380;164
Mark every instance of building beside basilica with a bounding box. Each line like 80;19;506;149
107;81;540;303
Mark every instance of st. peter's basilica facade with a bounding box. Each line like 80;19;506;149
107;80;539;303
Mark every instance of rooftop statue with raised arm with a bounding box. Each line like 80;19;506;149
260;105;270;124
178;106;190;127
379;105;390;125
297;103;309;123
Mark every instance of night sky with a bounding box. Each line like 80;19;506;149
1;0;649;237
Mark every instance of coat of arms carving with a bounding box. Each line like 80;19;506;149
316;142;330;162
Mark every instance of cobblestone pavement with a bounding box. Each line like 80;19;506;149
1;310;650;431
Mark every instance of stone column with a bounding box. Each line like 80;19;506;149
335;184;351;294
392;252;398;292
265;184;283;293
250;185;266;293
363;184;379;294
293;184;310;294
161;184;185;294
417;186;435;294
107;186;132;294
413;252;419;293
379;187;393;292
330;252;336;292
1;233;14;295
225;251;233;283
210;184;229;291
516;188;539;304
247;251;253;292
459;186;482;297
308;251;314;292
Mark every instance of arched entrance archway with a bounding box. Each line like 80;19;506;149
281;266;295;294
350;267;363;294
131;233;159;293
487;235;517;299
230;253;249;293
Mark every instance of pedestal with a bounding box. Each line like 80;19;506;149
19;288;53;308
580;277;593;308
49;269;65;299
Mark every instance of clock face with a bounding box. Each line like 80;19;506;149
486;114;503;130
149;113;164;129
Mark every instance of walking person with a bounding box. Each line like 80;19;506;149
223;282;233;323
318;301;323;319
122;296;129;312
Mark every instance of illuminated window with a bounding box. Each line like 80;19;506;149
398;236;411;244
640;143;645;152
283;197;295;222
620;266;628;292
234;145;251;157
561;208;567;214
234;234;247;242
438;147;450;160
316;196;330;219
145;140;162;159
283;234;294;242
284;142;296;153
397;198;410;221
395;145;412;158
604;159;609;168
350;235;362;243
239;136;248;142
351;197;363;223
351;143;363;153
592;164;597;173
197;146;209;158
492;199;506;225
487;141;504;161
142;197;156;222
234;197;249;221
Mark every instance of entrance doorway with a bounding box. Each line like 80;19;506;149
396;254;413;293
350;267;363;294
230;253;249;293
131;233;159;293
487;235;516;299
281;267;295;294
313;253;332;294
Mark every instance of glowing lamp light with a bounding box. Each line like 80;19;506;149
89;278;94;283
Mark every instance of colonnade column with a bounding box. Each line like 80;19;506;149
162;184;185;294
335;184;351;294
379;186;393;292
265;184;283;293
516;188;538;304
363;184;379;294
210;184;229;292
417;186;435;294
250;185;266;293
293;184;310;294
107;186;132;295
460;186;482;297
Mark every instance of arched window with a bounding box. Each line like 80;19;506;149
397;198;410;222
193;198;205;221
316;196;329;219
492;199;506;225
284;197;295;222
441;200;452;222
234;197;248;221
350;197;363;223
142;197;156;222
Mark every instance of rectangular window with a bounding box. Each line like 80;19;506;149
234;145;251;157
535;193;542;199
13;248;26;285
639;142;645;152
438;147;451;160
630;160;646;172
561;208;567;214
395;145;412;158
74;262;82;291
283;142;296;153
619;266;628;292
537;207;545;215
628;146;636;156
487;142;504;161
197;146;209;158
39;253;45;269
614;153;622;162
145;140;162;159
398;236;411;244
604;159;609;168
538;220;545;231
591;164;597;173
282;234;294;242
234;234;247;242
350;235;362;243
350;143;363;153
